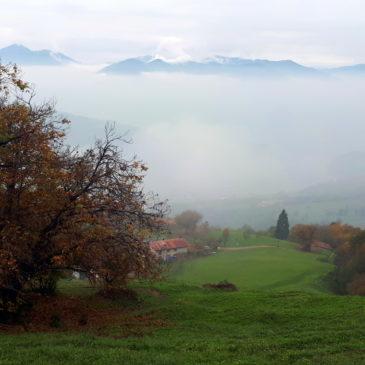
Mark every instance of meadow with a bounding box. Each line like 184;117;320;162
1;241;364;365
170;242;333;293
206;231;281;247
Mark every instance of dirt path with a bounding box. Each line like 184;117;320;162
218;245;277;251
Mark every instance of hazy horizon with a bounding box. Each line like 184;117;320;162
20;65;365;207
2;1;365;67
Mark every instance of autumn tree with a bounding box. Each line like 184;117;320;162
221;228;230;246
174;210;202;235
289;222;360;252
192;221;211;244
275;210;289;240
0;64;166;318
330;230;365;295
289;224;316;251
242;224;254;240
328;223;361;248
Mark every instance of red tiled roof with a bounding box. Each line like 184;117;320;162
150;238;190;251
311;240;332;250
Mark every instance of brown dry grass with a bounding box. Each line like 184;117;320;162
0;293;168;337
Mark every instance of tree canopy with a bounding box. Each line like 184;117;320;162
0;64;166;317
174;210;202;234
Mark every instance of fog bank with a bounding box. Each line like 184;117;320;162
23;65;365;203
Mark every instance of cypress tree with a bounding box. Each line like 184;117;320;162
275;209;289;240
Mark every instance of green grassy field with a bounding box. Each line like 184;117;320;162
170;243;333;293
1;282;364;365
1;242;364;364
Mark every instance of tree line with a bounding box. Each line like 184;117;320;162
274;209;365;296
289;221;365;295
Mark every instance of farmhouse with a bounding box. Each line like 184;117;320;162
310;240;332;252
150;238;190;261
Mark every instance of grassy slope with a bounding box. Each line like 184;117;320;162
1;243;364;364
170;243;333;293
1;282;364;365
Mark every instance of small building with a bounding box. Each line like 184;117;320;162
310;240;332;252
150;238;190;261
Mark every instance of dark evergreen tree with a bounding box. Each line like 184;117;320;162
275;210;289;240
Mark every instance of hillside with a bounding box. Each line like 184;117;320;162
1;279;364;364
1;240;364;364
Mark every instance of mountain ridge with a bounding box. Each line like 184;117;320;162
1;44;365;75
100;55;320;76
0;44;77;65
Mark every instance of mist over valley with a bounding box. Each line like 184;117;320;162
17;63;365;228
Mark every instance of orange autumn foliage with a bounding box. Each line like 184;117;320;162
0;64;166;314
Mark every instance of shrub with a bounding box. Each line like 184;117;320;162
50;314;62;328
203;280;238;292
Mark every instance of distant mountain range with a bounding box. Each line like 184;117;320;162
1;44;365;77
330;64;365;74
101;55;365;77
0;44;77;66
101;55;320;76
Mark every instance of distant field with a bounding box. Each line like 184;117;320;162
170;242;333;293
207;231;282;247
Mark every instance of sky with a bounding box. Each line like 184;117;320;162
2;1;365;225
1;0;365;67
